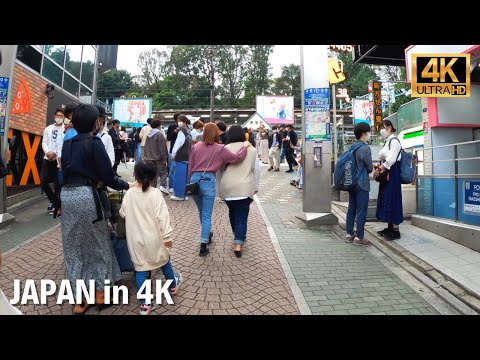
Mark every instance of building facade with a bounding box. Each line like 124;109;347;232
5;45;98;194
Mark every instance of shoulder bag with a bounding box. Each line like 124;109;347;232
185;146;219;196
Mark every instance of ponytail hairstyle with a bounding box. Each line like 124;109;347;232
133;160;157;192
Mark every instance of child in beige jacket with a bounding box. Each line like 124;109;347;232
120;160;183;315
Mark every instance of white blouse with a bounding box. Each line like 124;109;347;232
379;134;402;170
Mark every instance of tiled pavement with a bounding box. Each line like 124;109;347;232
0;162;299;315
257;165;439;315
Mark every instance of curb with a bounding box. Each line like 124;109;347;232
253;194;312;315
3;223;61;256
331;203;478;315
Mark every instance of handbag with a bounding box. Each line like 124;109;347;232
185;146;219;196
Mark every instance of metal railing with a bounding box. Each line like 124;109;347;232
414;139;480;223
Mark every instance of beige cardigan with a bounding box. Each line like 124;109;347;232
219;142;259;199
119;186;173;271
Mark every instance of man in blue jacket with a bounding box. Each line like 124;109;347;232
345;122;374;246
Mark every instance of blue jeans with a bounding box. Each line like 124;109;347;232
168;154;176;190
135;259;176;305
135;143;141;162
191;172;216;244
173;161;188;198
280;148;286;163
225;198;253;245
346;187;369;240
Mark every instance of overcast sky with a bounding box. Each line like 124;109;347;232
116;45;300;78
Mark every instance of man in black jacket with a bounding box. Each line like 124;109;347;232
284;124;298;173
166;112;183;192
109;119;123;177
267;125;282;171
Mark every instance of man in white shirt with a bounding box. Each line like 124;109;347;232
95;105;115;166
139;118;153;159
41;108;65;215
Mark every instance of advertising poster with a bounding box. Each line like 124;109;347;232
464;181;480;215
304;88;330;141
352;98;372;125
256;96;294;124
0;77;9;136
113;98;152;127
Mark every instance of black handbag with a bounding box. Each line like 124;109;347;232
185;146;218;196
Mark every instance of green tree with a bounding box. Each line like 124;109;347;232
338;51;377;99
97;69;135;102
242;45;274;106
216;45;249;107
137;48;169;88
390;94;412;114
271;64;301;107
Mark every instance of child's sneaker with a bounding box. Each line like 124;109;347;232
139;302;155;315
169;272;183;296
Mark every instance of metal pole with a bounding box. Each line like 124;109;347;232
454;144;458;222
0;45;17;227
332;84;337;164
210;54;215;123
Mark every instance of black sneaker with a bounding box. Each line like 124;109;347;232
267;167;274;171
47;203;54;213
209;231;213;244
199;243;209;256
286;169;294;173
377;227;392;235
383;231;401;240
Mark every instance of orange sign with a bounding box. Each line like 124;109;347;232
11;77;32;114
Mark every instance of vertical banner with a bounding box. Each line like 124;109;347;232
0;77;9;136
304;88;330;141
369;80;382;131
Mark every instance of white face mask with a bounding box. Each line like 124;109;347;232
273;130;277;134
178;121;184;128
55;118;64;125
365;132;371;141
380;128;388;139
64;119;71;125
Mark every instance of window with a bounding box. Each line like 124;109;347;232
65;45;82;79
63;73;79;96
44;45;65;67
16;45;42;72
41;58;63;87
81;45;95;89
79;85;92;104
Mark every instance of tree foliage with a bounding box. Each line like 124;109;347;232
97;69;135;101
270;64;301;107
338;51;377;99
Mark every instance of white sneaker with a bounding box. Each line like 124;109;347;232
159;186;169;195
139;302;155;315
170;195;185;201
169;188;174;193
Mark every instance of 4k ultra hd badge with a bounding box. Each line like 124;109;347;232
412;54;470;97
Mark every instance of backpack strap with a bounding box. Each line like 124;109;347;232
388;137;403;162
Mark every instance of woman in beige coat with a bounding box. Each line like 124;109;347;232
120;160;183;315
219;125;260;257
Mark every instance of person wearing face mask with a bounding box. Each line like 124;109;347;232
41;108;65;215
95;105;115;167
170;115;192;200
345;122;374;246
267;125;282;171
374;119;403;240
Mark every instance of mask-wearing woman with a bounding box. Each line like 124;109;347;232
374;119;403;240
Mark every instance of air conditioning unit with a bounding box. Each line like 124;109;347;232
474;129;480;141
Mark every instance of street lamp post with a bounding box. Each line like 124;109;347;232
209;48;215;123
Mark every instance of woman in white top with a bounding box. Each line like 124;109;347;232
374;119;403;240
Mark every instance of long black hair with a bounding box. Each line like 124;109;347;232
134;160;156;192
226;125;246;144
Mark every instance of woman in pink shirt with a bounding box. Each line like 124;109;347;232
188;123;252;257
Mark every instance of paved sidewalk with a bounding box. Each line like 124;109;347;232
0;162;299;315
257;165;439;315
